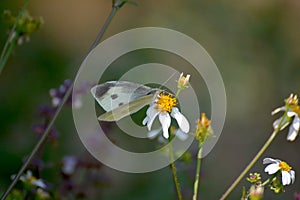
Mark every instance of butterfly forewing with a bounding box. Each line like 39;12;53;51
91;81;153;112
91;81;160;121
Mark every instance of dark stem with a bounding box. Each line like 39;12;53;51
1;1;121;199
169;138;183;200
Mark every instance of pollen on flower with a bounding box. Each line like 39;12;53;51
156;93;177;112
279;161;292;172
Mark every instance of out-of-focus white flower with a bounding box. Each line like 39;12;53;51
272;93;300;141
62;156;78;175
36;188;50;199
19;170;47;189
263;158;295;186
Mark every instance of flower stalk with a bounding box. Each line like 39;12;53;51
192;113;212;200
169;138;183;200
220;95;297;199
220;125;283;199
193;142;203;200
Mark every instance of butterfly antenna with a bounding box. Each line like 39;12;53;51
158;71;177;90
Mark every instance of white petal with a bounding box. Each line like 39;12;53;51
147;128;162;139
273;117;290;130
292;116;300;130
281;171;291;185
271;106;286;115
146;105;159;131
27;170;32;178
264;163;280;174
273;118;281;129
287;117;300;141
263;158;280;164
159;112;171;139
142;116;148;125
287;126;299;141
171;107;190;133
287;111;297;117
32;179;47;189
290;170;296;184
174;129;188;140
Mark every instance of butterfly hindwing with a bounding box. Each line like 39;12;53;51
97;92;158;121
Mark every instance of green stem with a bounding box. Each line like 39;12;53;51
0;0;31;75
169;141;183;200
0;2;121;199
220;129;279;200
193;142;203;200
0;35;18;73
175;89;182;98
261;172;278;187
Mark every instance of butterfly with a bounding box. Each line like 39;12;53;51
91;81;161;121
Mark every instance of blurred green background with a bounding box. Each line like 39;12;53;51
1;0;300;199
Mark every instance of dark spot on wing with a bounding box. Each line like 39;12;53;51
95;82;115;99
111;94;118;99
119;103;124;106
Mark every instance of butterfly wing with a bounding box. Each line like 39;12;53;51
91;81;158;121
91;81;153;111
98;92;158;121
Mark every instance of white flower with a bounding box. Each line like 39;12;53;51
272;94;300;141
143;93;189;139
263;158;295;186
19;170;47;188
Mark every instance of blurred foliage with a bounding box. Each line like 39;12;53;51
0;0;300;199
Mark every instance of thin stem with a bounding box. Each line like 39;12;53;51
220;129;279;200
0;2;121;199
0;35;18;73
175;89;182;98
89;2;118;52
169;142;183;200
193;142;203;200
0;0;31;75
261;172;278;187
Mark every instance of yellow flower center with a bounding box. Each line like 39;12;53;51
292;105;300;116
279;161;292;172
156;93;177;112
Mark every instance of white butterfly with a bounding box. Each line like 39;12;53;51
91;81;160;121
